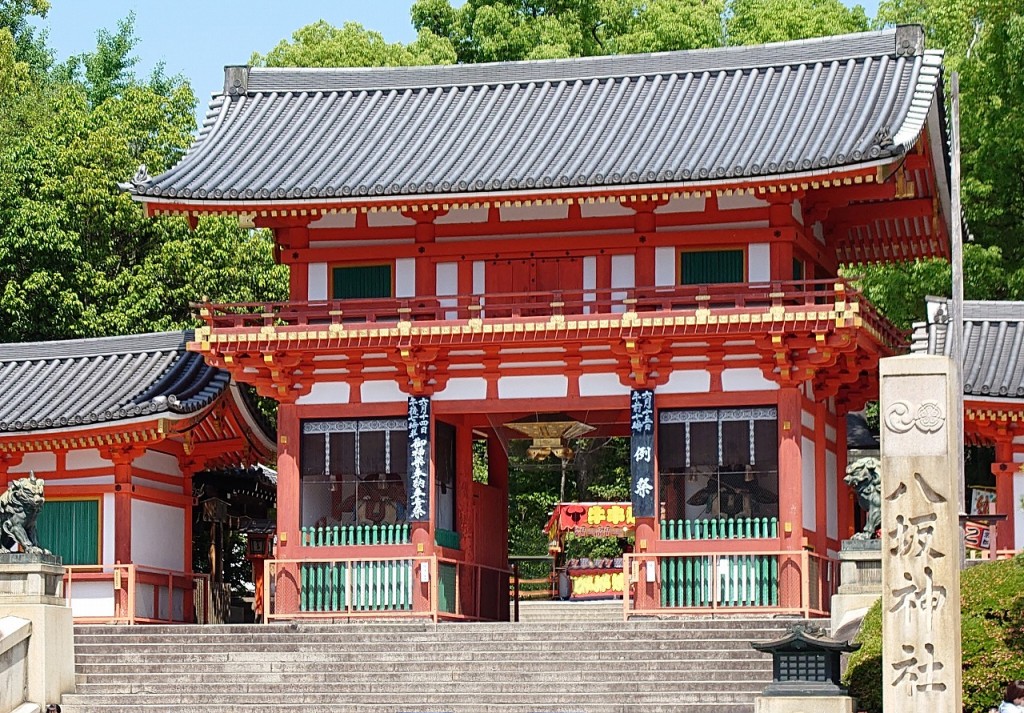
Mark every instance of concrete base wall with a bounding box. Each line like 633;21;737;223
755;695;855;713
0;616;31;712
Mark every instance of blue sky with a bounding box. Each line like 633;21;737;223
37;0;881;110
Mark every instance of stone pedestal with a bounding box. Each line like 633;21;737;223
830;539;881;639
0;554;75;709
755;695;855;713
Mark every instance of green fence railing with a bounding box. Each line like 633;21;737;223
659;555;779;608
299;560;413;612
300;523;411;546
660;516;779;540
435;528;461;550
437;562;458;614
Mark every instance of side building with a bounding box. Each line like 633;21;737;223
0;331;276;622
913;297;1024;554
125;27;951;620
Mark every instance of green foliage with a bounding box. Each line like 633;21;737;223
563;533;630;559
843;243;1010;332
251;20;456;68
845;556;1024;713
726;0;870;45
0;14;287;344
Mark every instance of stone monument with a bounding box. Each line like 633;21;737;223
0;473;75;710
879;355;962;713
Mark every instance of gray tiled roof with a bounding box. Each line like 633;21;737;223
127;27;942;202
0;331;230;433
911;298;1024;398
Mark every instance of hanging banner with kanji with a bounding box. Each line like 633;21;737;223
406;396;431;522
630;388;655;518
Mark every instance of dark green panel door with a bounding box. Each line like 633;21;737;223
680;250;744;284
332;265;392;299
36;499;100;565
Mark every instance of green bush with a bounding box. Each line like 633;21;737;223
844;555;1024;713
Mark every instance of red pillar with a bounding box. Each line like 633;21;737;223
274;402;301;616
993;439;1016;552
835;409;853;542
454;419;476;617
777;387;805;610
109;448;138;619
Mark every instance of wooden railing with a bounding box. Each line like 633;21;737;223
624;550;837;619
63;564;211;625
193;279;905;350
661;516;779;540
263;555;511;623
300;523;410;546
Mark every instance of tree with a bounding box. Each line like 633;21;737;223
726;0;869;45
251;20;455;68
0;15;287;343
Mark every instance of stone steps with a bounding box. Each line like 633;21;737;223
61;616;801;713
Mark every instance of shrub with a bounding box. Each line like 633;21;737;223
844;555;1024;713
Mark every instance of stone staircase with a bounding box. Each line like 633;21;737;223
62;616;806;713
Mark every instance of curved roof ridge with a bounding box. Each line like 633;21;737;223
245;28;905;93
0;330;191;362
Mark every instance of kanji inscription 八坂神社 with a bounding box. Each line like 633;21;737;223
879;356;962;713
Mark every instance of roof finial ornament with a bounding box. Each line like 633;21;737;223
132;164;150;186
895;25;925;57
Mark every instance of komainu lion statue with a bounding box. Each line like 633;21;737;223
0;471;50;555
844;457;881;540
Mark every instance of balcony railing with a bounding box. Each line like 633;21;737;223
193;279;905;350
63;564;211;625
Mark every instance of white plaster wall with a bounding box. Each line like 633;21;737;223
9;452;56;473
660;370;712;394
367;211;415;227
581;201;633;217
611;254;635;313
67;449;112;470
717;193;767;210
826;450;838;539
721;368;778;391
437;206;488;224
134;450;181;477
308;212;356;229
748;243;770;282
499;204;568;221
68;581;115;619
435;262;458;296
131;500;185;571
578;373;630;397
472;261;485;295
361;380;406;404
1016;472;1024;550
611;254;635;289
133;477;182;494
658;196;706;213
582;256;597;313
497;375;568;399
308;262;328;301
395;258;416;298
55;476;114;487
655;246;676;286
434;377;488;401
802;437;816;532
791;199;804;225
296;382;351;405
801;409;815;431
103;493;114;565
825;424;837;444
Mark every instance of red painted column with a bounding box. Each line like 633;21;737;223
993;439;1016;552
777;387;805;610
274;402;302;616
486;434;510;621
454;419;476;617
109;447;138;620
834;409;854;542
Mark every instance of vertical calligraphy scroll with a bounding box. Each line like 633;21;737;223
630;389;655;518
406;396;431;522
880;356;962;713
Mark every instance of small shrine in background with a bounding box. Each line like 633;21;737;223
0;332;275;623
545;502;635;599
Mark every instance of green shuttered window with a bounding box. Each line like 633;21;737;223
680;250;744;285
36;499;100;565
332;265;392;299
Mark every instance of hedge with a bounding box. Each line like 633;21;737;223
844;555;1024;713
